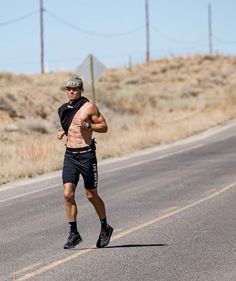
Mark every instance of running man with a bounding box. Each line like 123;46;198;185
57;75;113;249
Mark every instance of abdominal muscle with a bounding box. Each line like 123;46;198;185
66;122;92;148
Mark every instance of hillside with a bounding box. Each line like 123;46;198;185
1;55;236;185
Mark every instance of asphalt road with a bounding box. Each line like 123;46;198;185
0;120;236;281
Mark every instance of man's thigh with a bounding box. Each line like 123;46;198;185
62;153;80;186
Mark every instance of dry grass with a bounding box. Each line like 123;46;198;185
1;55;236;185
0;133;64;183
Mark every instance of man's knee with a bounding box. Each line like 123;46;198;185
64;184;75;203
86;188;98;203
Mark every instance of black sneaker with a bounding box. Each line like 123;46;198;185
63;232;82;249
96;226;113;248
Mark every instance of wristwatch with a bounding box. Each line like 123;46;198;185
85;121;92;130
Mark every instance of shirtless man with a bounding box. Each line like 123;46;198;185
57;75;113;249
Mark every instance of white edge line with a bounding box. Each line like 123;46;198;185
0;184;59;204
0;144;203;203
2;118;236;191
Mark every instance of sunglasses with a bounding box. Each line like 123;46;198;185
66;87;80;91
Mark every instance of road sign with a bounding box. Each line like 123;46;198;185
76;54;106;102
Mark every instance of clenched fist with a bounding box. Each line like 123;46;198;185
57;129;65;140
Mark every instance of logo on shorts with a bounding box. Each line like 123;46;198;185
93;163;98;187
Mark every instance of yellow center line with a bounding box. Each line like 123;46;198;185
15;181;236;281
13;263;42;275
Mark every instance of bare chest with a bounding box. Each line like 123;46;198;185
72;107;89;124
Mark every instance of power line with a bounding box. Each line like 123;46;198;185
0;4;235;73
0;10;39;27
45;9;145;37
213;36;236;44
151;25;208;45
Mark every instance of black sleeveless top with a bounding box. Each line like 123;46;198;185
58;97;89;135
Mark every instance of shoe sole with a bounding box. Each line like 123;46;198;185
63;237;82;249
96;227;113;248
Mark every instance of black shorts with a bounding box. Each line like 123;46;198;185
62;147;98;189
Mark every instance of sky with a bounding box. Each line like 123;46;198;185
0;0;235;74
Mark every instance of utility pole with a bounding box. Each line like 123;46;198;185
40;0;45;73
208;2;213;55
145;0;150;63
89;54;96;102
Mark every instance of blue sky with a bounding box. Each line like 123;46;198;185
0;0;235;74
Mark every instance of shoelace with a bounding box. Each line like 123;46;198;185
100;228;109;240
68;233;77;242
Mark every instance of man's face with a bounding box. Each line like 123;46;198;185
66;87;82;101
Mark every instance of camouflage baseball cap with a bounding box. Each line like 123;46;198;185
65;76;83;89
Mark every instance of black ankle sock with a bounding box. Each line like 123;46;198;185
69;221;78;234
101;217;109;229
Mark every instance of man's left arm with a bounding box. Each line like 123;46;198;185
87;103;108;133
